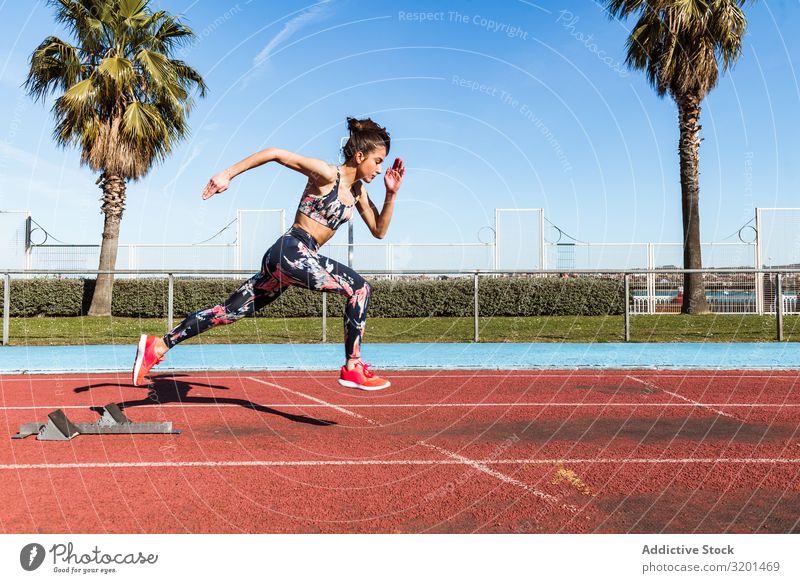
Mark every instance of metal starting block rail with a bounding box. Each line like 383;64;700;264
12;404;182;441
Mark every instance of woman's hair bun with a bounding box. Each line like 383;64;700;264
342;117;390;161
346;117;364;132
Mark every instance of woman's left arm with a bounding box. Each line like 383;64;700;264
356;158;405;239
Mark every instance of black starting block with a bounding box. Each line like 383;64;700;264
12;404;181;441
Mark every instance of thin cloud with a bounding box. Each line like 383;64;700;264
253;1;334;68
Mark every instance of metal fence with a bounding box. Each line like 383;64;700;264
546;242;757;271
2;268;798;346
28;243;238;273
628;271;799;315
4;208;543;273
324;242;495;272
9;207;797;275
0;211;29;271
21;239;759;273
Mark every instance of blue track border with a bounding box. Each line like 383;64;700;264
0;342;797;374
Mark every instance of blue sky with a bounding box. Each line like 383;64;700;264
0;0;798;257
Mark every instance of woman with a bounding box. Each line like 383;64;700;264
132;117;405;390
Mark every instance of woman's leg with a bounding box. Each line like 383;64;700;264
275;247;386;389
163;272;285;349
132;256;285;385
275;246;371;362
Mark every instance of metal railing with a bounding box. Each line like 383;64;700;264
2;268;799;346
23;240;761;273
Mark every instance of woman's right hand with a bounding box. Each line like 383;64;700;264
202;171;231;200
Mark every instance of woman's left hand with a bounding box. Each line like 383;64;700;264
384;157;405;194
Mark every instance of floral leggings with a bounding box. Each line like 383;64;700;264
164;227;371;359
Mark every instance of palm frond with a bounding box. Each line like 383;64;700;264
118;0;149;20
58;77;97;112
97;55;135;92
135;48;172;85
146;11;195;52
605;0;650;19
171;60;207;97
122;101;167;142
48;0;105;55
25;36;84;101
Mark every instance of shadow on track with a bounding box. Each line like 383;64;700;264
73;373;337;427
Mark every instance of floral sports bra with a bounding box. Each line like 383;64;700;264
297;167;360;231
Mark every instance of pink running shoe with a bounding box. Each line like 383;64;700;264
338;362;391;391
132;334;164;386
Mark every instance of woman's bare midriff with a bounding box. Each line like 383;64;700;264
293;212;337;247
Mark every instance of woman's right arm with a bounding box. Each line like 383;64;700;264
202;148;335;200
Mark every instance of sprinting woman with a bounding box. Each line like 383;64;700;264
132;117;405;390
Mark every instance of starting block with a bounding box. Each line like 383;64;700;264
12;404;182;441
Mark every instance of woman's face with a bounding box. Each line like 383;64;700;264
354;146;387;183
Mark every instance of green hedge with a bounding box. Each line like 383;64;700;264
1;276;624;318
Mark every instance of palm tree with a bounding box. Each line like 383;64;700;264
25;0;206;316
606;0;751;314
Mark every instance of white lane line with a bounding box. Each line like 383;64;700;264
419;442;577;512
1;458;797;471
1;402;799;412
245;377;380;426
248;376;573;507
627;375;738;419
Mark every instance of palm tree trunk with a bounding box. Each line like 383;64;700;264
87;172;126;317
677;93;710;315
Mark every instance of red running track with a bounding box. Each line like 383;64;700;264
1;370;799;534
